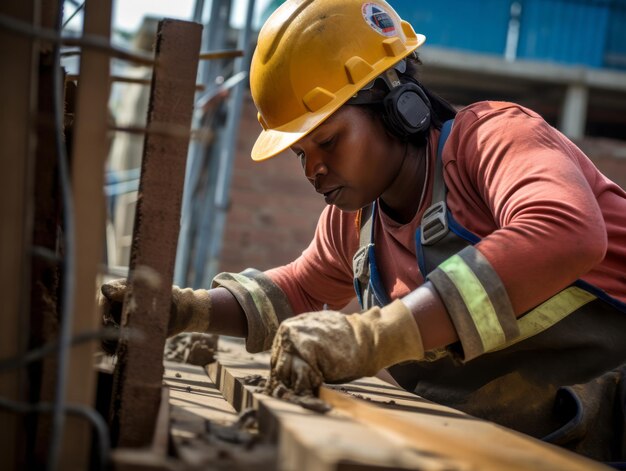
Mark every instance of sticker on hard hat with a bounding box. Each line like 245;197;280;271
362;3;397;37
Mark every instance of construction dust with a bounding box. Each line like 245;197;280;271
165;332;218;366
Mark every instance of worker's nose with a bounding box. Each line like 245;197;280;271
304;153;328;183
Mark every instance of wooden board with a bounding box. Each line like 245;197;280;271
320;383;609;471
207;339;464;471
208;338;610;471
63;0;113;468
166;361;239;437
165;360;277;470
166;361;238;466
112;19;202;448
0;2;38;469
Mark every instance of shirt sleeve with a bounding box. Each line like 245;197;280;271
427;102;607;361
265;205;360;313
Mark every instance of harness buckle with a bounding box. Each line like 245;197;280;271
420;201;449;246
352;243;373;284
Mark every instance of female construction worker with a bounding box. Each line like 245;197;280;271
101;0;626;461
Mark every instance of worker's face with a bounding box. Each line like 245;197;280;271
290;106;405;212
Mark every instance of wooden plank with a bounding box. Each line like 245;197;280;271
209;339;611;471
112;19;202;448
165;360;278;470
95;362;177;471
320;384;610;471
29;54;64;470
166;362;238;428
207;340;461;471
60;0;113;468
165;362;240;467
0;2;38;470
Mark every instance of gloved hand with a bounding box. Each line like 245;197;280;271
268;299;424;395
99;278;212;354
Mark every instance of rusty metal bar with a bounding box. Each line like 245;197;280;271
61;48;241;62
0;12;155;65
111;18;202;448
109;123;214;144
198;49;243;60
0;12;241;66
65;73;206;91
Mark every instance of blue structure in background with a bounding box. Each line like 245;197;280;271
606;0;626;68
395;0;511;56
517;0;610;67
393;0;626;70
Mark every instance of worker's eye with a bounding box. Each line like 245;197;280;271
319;136;335;150
296;151;305;168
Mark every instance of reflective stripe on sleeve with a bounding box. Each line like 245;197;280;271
428;246;598;361
492;286;596;352
427;246;519;361
438;255;504;351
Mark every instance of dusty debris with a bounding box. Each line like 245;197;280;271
164;332;218;366
186;340;215;366
264;380;332;414
335;386;398;406
203;408;259;448
242;371;332;413
243;374;266;387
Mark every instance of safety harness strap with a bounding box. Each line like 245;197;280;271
353;120;456;309
353;202;379;309
420;119;453;246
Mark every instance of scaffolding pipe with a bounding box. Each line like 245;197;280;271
200;0;256;287
176;0;232;286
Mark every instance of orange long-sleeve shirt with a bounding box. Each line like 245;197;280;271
266;101;626;316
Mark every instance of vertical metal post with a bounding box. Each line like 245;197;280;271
202;0;256;286
176;0;232;286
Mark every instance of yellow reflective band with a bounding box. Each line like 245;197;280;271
506;286;596;348
439;254;505;351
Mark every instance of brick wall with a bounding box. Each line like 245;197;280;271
220;94;626;276
219;94;325;273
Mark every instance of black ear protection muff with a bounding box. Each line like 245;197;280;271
347;60;431;139
383;81;431;137
381;67;431;138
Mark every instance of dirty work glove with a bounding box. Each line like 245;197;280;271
99;278;211;354
269;299;424;395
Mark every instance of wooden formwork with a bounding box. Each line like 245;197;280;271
0;0;255;467
57;1;114;469
0;2;39;469
198;339;611;471
110;18;202;449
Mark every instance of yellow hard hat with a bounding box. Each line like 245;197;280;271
249;0;426;161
